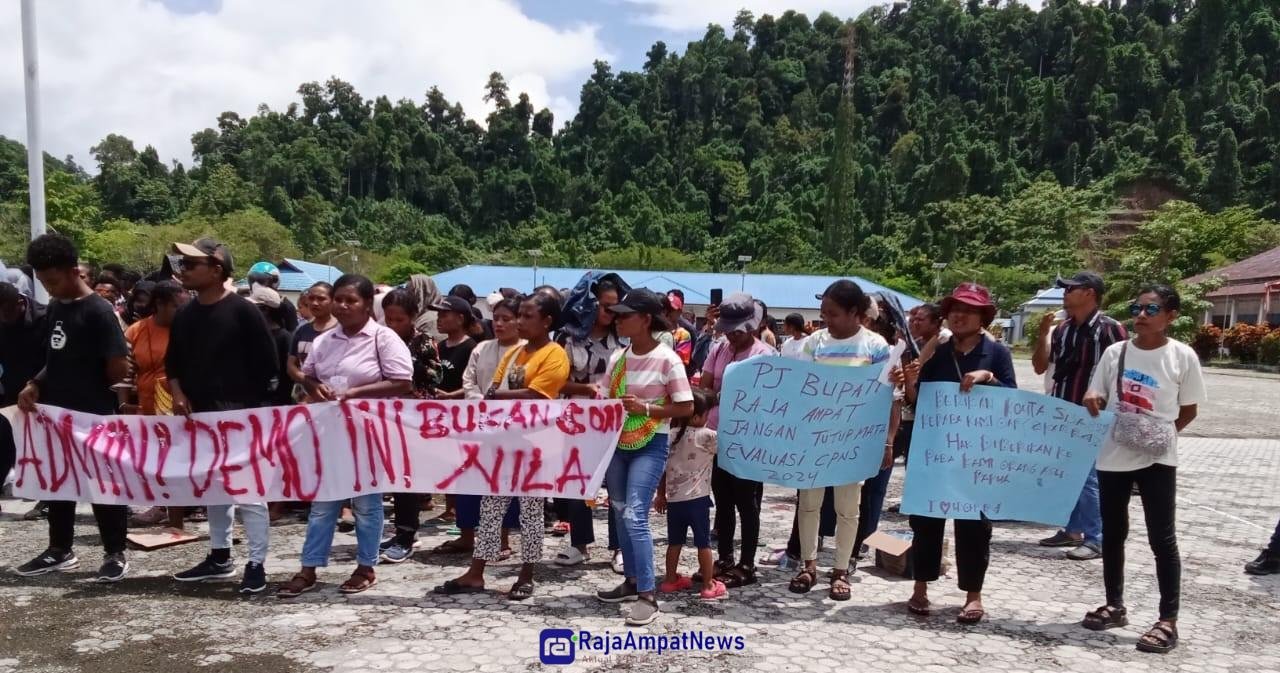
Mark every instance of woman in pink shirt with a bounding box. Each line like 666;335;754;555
594;289;694;626
700;292;774;590
277;274;413;598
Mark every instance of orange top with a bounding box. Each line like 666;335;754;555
125;317;170;415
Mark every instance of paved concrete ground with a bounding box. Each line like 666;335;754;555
1;366;1277;673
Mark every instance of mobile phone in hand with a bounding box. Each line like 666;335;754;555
709;288;723;306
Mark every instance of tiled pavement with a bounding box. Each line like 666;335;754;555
0;362;1277;672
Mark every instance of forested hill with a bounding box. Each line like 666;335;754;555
3;0;1280;308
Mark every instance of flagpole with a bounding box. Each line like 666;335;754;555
21;0;48;301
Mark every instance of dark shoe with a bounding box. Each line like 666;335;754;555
1066;542;1102;561
174;554;236;582
1038;530;1080;547
596;580;639;603
239;562;267;594
381;542;414;564
1245;549;1280;575
22;501;49;521
15;548;79;576
97;553;129;583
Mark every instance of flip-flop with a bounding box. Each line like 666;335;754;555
432;579;485;595
508;581;535;601
906;597;931;616
956;608;986;624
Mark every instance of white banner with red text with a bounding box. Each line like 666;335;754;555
3;399;624;506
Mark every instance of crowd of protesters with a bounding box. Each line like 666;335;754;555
0;231;1274;651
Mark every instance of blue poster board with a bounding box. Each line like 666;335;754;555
901;382;1115;526
716;356;893;489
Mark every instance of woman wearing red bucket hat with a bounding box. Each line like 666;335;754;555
900;282;1016;624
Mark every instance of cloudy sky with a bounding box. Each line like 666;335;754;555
0;0;1040;169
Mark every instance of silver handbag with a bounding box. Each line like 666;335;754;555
1110;343;1176;457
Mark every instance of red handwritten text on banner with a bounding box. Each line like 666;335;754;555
6;400;623;506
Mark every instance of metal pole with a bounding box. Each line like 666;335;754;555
21;0;47;301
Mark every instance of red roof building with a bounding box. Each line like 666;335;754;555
1184;245;1280;327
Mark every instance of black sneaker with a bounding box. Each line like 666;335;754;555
97;553;129;583
173;554;236;582
15;548;79;576
379;535;396;552
1245;549;1280;575
597;580;639;603
239;562;267;594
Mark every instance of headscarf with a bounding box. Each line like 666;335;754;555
407;274;441;336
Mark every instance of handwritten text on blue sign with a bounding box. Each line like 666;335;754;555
901;382;1115;526
717;356;893;489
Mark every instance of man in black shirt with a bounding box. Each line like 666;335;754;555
14;235;132;581
432;295;478;398
166;239;278;594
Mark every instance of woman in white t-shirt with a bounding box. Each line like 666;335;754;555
1081;284;1206;655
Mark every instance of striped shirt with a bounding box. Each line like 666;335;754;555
607;343;694;435
1049;310;1127;405
800;328;891;367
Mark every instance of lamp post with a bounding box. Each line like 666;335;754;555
21;0;47;302
737;255;753;291
527;249;543;288
931;262;948;299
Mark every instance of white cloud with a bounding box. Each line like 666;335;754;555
0;0;611;167
624;0;1044;32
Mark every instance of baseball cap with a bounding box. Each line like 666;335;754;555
248;284;282;309
431;295;474;315
1055;271;1105;298
715;292;763;334
170;238;234;276
608;289;672;331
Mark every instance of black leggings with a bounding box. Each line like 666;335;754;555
391;493;421;546
0;414;14;483
48;501;129;556
712;463;762;567
1099;464;1180;620
909;514;992;592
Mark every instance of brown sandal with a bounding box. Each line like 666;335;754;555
906;596;931;616
339;567;377;594
276;573;317;598
828;570;852;601
788;569;817;594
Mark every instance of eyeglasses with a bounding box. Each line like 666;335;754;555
175;257;212;271
1128;302;1163;317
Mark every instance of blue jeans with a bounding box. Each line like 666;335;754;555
1065;467;1103;547
855;464;893;553
606;434;669;593
301;494;383;568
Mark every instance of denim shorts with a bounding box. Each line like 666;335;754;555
666;495;712;548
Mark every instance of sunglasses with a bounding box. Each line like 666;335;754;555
1128;302;1164;317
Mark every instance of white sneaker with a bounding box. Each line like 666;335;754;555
610;550;625;575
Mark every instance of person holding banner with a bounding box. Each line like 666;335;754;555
13;234;132;582
1081;284;1206;654
700;293;774;589
377;287;443;564
433;293;569;601
166;239;279;594
555;278;626;570
788;280;891;601
595;288;694;626
276;274;413;597
899;283;1015;623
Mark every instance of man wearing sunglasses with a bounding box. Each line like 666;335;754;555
165;238;280;594
1032;271;1126;561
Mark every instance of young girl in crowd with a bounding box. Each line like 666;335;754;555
432;296;524;557
379;288;443;563
433;293;570;600
277;274;413;597
289;281;336;400
900;283;1016;623
1081;284;1206;654
655;390;725;600
595;288;694;626
788;280;892;601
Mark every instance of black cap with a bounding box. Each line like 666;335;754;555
449;284;478;305
431;295;474;315
1055;271;1105;298
608;288;671;330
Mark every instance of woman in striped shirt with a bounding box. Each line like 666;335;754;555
594;288;694;626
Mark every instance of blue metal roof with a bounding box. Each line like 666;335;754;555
431;265;923;311
1020;287;1064;309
